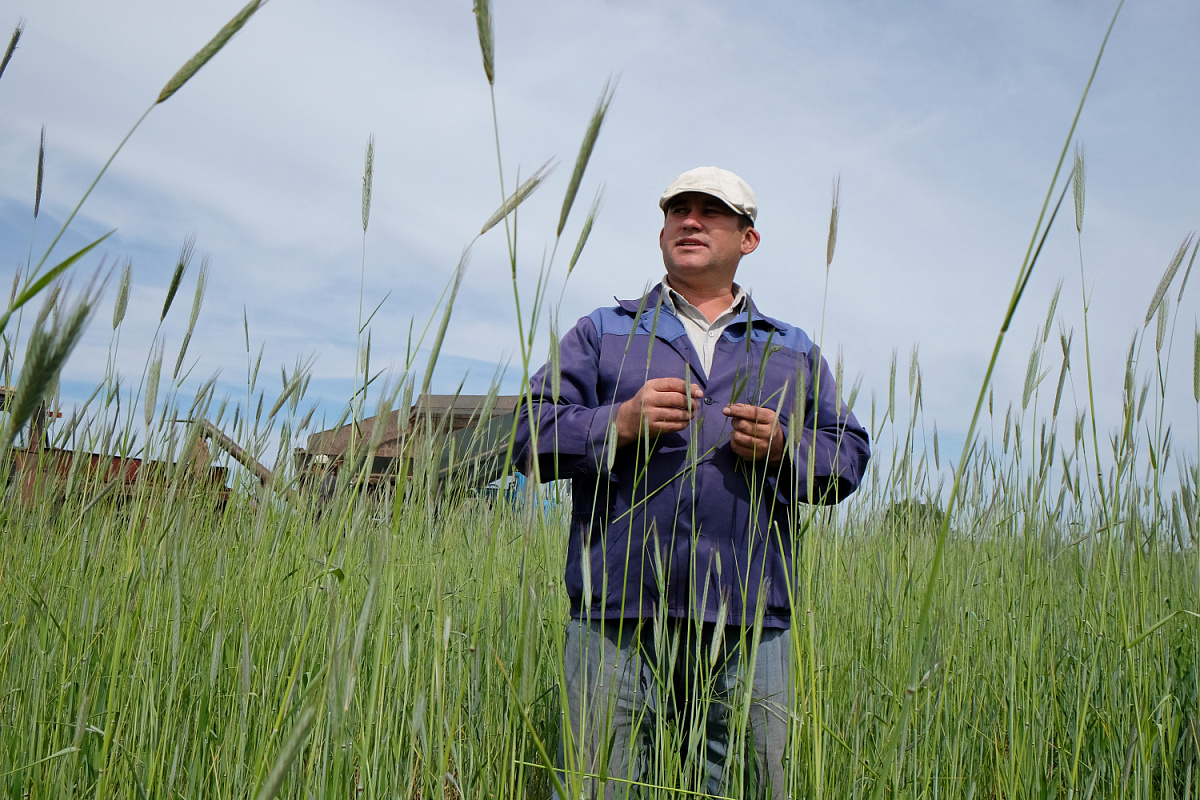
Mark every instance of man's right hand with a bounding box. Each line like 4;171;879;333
615;378;704;449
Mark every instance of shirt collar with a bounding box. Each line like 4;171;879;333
616;283;788;333
661;275;747;320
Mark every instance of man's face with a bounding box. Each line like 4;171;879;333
659;192;760;286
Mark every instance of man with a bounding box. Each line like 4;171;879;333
515;167;870;799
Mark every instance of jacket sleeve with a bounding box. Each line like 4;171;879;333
778;345;871;504
513;314;621;481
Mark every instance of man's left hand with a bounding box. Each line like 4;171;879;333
723;404;786;464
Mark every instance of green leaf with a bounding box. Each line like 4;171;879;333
0;230;113;336
254;705;317;800
0;746;79;778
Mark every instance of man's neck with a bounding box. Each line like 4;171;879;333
663;276;739;323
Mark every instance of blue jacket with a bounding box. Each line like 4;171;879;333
514;284;870;629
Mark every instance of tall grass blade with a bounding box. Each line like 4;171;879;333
480;159;555;236
1193;327;1199;403
887;349;896;424
0;747;80;779
145;343;162;429
908;345;918;396
35;286;59;328
567;186;604;278
1043;280;1061;343
358;293;390;335
344;574;377;712
268;358;311;420
1155;297;1168;353
362;134;374;234
254;705;317;800
157;0;264;104
826;175;841;270
2;288;96;450
1053;331;1071;418
113;258;132;329
27;3;254;294
557;78;615;237
1073;143;1085;233
173;259;208;379
1176;237;1199;302
0;232;113;337
1005;180;1072;334
34;125;45;218
0;20;22;83
240;627;252;698
162;236;195;321
472;0;495;85
1123;333;1136;407
1144;233;1193;326
419;248;469;398
847;371;862;412
869;3;1126;796
360;330;371;386
548;317;562;402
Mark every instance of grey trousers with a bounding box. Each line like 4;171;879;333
556;618;792;800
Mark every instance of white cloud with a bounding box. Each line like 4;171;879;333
0;0;1197;472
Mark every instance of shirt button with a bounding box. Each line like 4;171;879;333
708;331;716;337
704;396;714;405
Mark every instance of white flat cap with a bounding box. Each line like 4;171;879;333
658;166;758;223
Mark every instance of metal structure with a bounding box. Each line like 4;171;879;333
3;388;521;506
1;387;230;505
292;393;521;497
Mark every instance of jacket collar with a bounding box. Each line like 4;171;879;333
616;283;788;333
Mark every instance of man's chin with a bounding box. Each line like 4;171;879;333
664;257;711;275
673;246;708;260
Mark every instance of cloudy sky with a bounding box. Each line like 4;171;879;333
1;0;1197;478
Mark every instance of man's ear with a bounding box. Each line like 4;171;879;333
741;227;761;256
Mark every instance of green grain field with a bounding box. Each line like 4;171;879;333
1;2;1198;798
